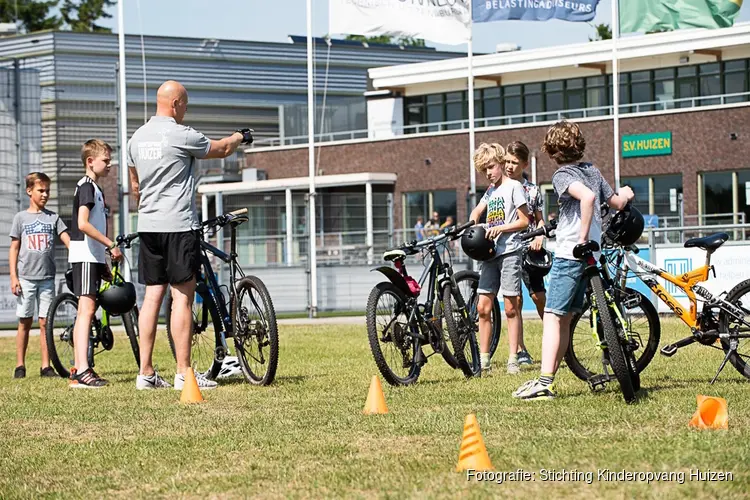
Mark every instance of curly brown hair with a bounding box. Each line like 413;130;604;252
541;121;586;164
473;143;506;173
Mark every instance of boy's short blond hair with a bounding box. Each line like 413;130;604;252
541;121;586;165
473;143;506;173
25;172;51;190
81;139;113;168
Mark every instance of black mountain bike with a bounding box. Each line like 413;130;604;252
46;233;141;378
165;208;279;386
366;222;501;385
522;223;640;404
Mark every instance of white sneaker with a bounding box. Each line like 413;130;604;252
173;372;218;391
136;373;172;390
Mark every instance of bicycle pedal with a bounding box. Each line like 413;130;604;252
660;344;678;357
587;374;610;392
622;294;641;309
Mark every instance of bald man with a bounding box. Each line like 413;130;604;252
127;80;253;391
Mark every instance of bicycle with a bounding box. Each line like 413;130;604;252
46;233;141;378
522;222;641;403
164;208;279;386
366;221;501;385
579;229;750;384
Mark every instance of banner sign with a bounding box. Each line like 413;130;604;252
472;0;601;23
621;0;742;33
329;0;471;46
622;131;672;158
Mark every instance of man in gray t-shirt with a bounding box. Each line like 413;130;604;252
127;80;253;391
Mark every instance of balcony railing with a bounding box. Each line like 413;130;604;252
252;91;750;148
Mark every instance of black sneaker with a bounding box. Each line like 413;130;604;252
40;367;58;378
13;366;26;379
69;368;108;389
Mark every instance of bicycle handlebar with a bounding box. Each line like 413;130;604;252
520;218;557;241
387;220;476;254
115;233;139;247
201;208;249;229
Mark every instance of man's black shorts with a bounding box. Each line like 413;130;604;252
138;231;200;286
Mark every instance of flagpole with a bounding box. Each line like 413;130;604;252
611;0;621;190
117;0;129;237
468;4;477;274
306;0;318;318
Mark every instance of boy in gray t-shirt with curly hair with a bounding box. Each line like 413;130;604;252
513;121;634;401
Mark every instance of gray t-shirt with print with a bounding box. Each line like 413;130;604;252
127;116;211;233
481;178;528;255
10;209;67;279
552;163;615;260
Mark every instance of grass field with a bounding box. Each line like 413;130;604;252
1;319;749;499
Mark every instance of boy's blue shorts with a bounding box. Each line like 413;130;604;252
544;257;588;316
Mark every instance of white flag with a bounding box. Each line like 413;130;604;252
329;0;471;46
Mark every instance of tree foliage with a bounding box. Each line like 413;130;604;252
588;23;612;41
345;34;426;47
60;0;115;32
0;0;61;32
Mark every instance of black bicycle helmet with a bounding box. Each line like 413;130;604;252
99;280;137;315
605;203;645;246
523;248;553;276
461;225;497;261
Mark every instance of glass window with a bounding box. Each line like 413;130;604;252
566;89;584;117
622;177;650;215
567;78;584;89
483;94;502;124
702;172;733;218
725;64;747;103
426;94;444;130
653;174;683;217
524;82;543;122
404;96;425;130
404;192;429;231
546;81;563;92
654;68;675;110
545;91;564;121
738;170;750;224
699;63;721;105
445;91;465;130
433;190;457;222
542;188;559;221
587;86;608;115
503;85;522;123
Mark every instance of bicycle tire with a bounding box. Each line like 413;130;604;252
234;275;279;386
46;292;79;378
166;284;222;380
443;278;481;378
590;275;637;403
433;294;459;370
121;306;141;368
566;287;660;381
448;270;502;359
366;282;421;386
719;278;750;379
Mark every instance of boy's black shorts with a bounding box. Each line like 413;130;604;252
521;265;547;294
71;262;107;297
138;231;200;286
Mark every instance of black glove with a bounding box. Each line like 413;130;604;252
235;128;254;145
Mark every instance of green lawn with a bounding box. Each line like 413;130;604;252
1;319;749;499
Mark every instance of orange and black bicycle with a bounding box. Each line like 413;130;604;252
571;230;750;385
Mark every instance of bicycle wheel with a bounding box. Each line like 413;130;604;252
121;306;141;368
719;279;750;379
233;275;279;386
366;282;421;386
46;292;79;378
590;275;637;403
566;287;660;381
433;295;459;370
443;277;481;378
166;284;222;380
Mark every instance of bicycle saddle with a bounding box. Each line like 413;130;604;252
383;249;406;262
684;233;729;251
573;240;600;259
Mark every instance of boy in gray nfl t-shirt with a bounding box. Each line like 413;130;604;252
9;172;70;379
513;121;634;402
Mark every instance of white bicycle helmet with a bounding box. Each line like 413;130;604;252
217;356;243;379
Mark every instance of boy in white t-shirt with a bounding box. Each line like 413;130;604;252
469;143;531;375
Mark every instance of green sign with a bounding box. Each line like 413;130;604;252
622;132;672;158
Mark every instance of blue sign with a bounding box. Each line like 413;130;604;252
644;214;659;228
473;0;601;23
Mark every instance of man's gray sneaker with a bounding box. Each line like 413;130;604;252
174;372;218;391
136;373;172;390
517;349;533;366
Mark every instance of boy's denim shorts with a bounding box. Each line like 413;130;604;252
544;257;588;316
16;278;55;319
477;251;522;297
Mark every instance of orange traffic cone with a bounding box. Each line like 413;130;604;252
363;375;388;415
456;414;493;471
180;367;205;404
688;395;728;430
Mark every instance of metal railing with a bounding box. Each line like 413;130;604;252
252;91;750;148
